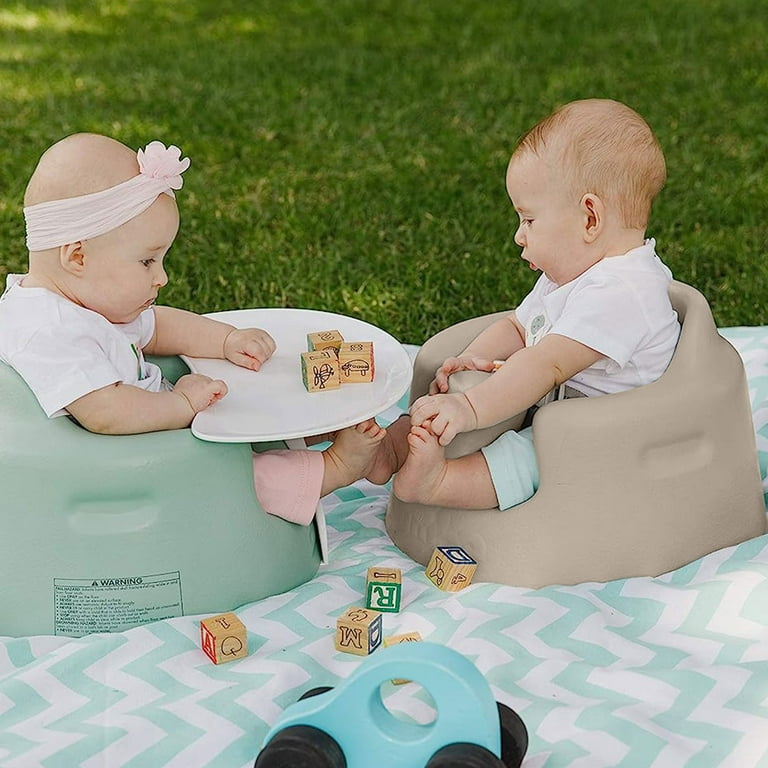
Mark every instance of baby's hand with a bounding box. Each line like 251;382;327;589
174;373;228;413
429;355;497;394
409;392;477;446
224;327;276;371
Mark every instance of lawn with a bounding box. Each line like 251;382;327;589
1;0;766;344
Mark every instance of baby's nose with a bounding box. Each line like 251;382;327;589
154;265;169;287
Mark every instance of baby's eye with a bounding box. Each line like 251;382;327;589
141;258;155;268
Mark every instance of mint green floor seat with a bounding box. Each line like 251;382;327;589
0;356;321;638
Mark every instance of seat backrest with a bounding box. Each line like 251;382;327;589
664;279;715;376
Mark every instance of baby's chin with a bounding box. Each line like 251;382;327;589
109;308;149;324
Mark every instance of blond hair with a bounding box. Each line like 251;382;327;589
513;99;666;229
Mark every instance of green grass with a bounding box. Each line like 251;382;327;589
1;0;767;343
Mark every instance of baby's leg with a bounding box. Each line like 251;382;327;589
251;419;385;525
252;449;325;525
320;418;387;496
393;425;499;509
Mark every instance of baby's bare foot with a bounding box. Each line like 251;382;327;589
392;424;447;505
365;414;411;485
321;419;387;495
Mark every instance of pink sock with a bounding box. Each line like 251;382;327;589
252;449;324;525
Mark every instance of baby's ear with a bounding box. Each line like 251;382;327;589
59;242;85;273
580;193;604;242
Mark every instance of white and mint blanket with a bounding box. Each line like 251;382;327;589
1;333;767;768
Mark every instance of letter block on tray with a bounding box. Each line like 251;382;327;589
338;341;375;383
200;612;248;664
334;606;383;656
365;566;402;613
301;350;341;392
307;329;344;353
425;546;477;592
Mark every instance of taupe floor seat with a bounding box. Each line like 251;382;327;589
386;281;767;588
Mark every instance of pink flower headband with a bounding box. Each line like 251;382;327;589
23;141;190;251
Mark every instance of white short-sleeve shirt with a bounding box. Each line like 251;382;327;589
0;274;164;417
514;239;680;397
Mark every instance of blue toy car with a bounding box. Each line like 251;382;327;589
254;641;528;767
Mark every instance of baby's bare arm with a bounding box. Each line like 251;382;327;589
431;313;527;394
146;306;275;370
412;333;603;444
66;374;227;434
466;333;603;428
145;306;234;358
461;312;526;360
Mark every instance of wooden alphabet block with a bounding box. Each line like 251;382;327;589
338;341;375;383
301;350;341;392
200;612;248;664
307;329;344;353
383;631;422;684
425;546;477;592
334;606;382;656
365;566;402;613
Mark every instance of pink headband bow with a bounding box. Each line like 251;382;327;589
23;141;190;251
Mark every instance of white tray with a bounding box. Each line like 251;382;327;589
182;308;412;442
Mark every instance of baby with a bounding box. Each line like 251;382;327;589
369;98;680;511
0;132;385;525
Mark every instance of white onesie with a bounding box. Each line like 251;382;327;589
0;274;164;417
514;239;680;396
482;239;680;510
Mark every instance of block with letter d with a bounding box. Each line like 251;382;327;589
365;566;402;613
425;546;477;592
334;606;383;656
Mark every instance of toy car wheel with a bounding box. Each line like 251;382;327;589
425;742;505;767
254;724;346;768
298;685;334;701
497;702;528;768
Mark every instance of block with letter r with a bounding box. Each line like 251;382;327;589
365;566;402;612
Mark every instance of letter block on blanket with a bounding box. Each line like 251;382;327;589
338;341;375;383
200;612;248;664
335;607;383;656
425;546;477;592
383;631;422;684
307;329;344;353
301;350;341;392
365;567;402;613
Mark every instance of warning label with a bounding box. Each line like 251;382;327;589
53;571;183;637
